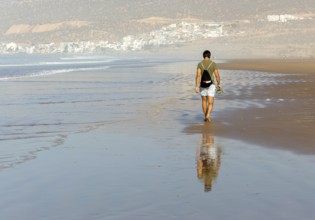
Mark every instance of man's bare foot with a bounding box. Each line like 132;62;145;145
204;118;211;123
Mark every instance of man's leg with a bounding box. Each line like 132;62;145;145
202;96;208;119
205;96;214;120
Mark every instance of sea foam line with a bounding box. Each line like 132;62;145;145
0;59;116;67
0;66;109;81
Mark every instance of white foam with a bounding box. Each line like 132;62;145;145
0;63;44;67
0;66;109;81
40;60;115;65
0;59;116;67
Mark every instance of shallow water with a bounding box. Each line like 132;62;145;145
1;120;315;220
0;55;185;169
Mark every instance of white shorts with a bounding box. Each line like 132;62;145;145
200;84;216;97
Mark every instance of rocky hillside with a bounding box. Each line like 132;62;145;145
0;0;314;57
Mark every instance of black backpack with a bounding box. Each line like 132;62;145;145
200;62;213;88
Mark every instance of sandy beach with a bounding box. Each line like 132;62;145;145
1;0;315;218
219;59;315;74
0;56;315;220
215;59;315;154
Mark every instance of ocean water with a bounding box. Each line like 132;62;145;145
0;54;186;169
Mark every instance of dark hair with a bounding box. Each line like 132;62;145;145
203;50;211;58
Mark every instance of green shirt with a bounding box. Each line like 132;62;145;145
197;59;218;85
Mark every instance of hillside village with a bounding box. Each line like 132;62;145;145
1;13;313;54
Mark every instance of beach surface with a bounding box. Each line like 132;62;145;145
214;59;315;154
0;56;314;220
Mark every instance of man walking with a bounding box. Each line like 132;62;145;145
195;50;221;122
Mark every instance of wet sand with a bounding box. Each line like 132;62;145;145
185;59;315;154
218;59;315;74
1;57;315;220
220;59;315;153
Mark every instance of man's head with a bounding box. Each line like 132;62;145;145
203;50;211;58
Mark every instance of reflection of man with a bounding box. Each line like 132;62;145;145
196;132;222;192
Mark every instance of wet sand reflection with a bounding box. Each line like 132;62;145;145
196;131;222;192
183;122;223;192
196;125;222;192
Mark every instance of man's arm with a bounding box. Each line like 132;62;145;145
214;69;221;88
195;68;201;93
